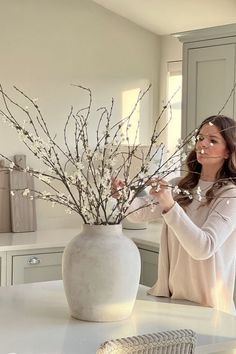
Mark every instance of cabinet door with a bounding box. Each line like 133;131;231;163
139;248;158;287
12;252;63;285
184;43;235;135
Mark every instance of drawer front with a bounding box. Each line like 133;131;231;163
12;252;63;285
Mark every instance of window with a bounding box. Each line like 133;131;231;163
166;61;182;177
167;61;182;155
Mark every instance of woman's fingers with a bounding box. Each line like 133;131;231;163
149;178;167;189
149;179;170;197
111;177;124;199
111;176;123;185
145;177;159;187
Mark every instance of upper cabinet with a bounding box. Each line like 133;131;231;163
175;24;236;136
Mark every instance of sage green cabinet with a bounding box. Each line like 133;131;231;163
134;242;159;287
139;247;158;287
6;247;63;286
177;24;236;137
3;243;159;288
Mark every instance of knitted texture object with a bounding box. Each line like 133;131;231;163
96;329;196;354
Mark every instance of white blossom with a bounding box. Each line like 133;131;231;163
173;185;181;194
9;161;15;169
42;191;51;199
76;161;84;170
196;186;201;194
181;152;187;161
38;174;51;184
1;84;217;225
23;188;30;196
23;166;30;172
196;186;202;201
183;189;190;195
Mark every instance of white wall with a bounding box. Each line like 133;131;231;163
0;0;161;229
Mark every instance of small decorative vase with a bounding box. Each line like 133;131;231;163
62;224;141;322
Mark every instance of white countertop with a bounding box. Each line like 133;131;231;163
0;222;162;252
0;280;235;354
125;221;162;250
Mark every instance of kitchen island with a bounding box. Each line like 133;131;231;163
0;280;235;354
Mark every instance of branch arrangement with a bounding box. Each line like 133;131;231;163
0;84;195;224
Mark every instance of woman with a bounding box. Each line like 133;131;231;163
126;115;236;315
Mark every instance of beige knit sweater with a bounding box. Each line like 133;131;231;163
128;179;236;315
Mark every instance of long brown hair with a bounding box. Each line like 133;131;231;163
176;115;236;207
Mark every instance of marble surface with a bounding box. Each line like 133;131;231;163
0;222;162;251
0;281;235;354
0;227;80;251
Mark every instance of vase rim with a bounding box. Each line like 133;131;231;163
83;223;122;228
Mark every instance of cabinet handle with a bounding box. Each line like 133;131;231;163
28;256;41;265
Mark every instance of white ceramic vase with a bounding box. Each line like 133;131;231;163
62;224;141;322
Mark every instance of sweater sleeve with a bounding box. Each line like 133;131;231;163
162;187;236;260
126;177;180;223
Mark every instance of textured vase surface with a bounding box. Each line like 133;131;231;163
62;224;141;322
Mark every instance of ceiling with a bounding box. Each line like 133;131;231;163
92;0;236;35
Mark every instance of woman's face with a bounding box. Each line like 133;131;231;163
195;123;229;170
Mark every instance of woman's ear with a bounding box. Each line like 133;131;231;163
224;149;230;159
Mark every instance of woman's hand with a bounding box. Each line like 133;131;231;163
111;177;124;199
148;177;175;213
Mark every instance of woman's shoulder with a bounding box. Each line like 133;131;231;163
218;180;236;189
215;180;236;198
